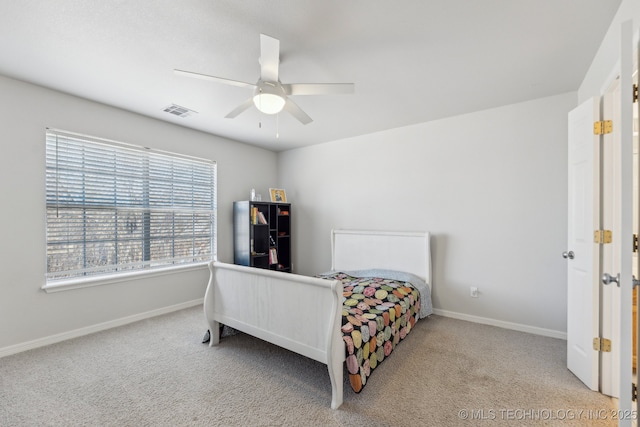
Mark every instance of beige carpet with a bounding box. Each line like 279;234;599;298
0;306;617;426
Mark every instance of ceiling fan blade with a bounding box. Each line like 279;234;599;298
174;69;255;89
259;34;280;82
283;83;355;96
225;97;255;119
283;98;313;125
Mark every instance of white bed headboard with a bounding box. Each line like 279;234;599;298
330;229;431;289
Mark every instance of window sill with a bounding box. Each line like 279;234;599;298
41;262;210;293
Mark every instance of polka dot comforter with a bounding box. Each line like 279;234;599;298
319;270;430;394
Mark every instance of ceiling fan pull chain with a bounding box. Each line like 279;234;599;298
276;113;279;139
259;87;263;128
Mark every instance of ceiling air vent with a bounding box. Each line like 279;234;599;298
163;104;197;118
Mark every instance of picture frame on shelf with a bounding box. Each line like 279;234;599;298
269;188;287;203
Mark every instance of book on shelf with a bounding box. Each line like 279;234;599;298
269;247;278;265
250;207;268;225
257;211;267;224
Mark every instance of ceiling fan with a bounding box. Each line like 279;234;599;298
174;33;354;125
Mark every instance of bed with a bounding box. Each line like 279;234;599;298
203;229;432;409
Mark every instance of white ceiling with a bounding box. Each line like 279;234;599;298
0;1;622;152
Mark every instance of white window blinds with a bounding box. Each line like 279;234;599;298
45;130;217;281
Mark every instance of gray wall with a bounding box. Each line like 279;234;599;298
0;75;277;352
278;92;576;337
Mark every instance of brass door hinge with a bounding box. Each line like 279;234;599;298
593;337;612;352
634;234;638;253
634;84;638;103
594;230;612;244
593;120;613;135
633;383;638;402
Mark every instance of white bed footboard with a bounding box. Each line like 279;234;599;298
204;261;345;409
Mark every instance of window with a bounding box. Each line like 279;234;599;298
45;129;216;282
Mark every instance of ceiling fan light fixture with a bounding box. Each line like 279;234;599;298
253;92;285;114
253;80;286;114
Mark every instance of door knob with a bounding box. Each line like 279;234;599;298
562;251;575;260
602;273;620;286
602;274;640;288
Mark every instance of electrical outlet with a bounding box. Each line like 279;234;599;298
470;287;479;298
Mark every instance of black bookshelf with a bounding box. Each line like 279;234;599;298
233;201;291;272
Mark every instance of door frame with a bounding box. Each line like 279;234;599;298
618;20;636;424
600;75;621;398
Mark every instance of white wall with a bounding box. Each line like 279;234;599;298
4;0;636;354
279;92;576;336
578;0;640;102
0;75;277;353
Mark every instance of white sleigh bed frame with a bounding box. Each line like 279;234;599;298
204;229;431;409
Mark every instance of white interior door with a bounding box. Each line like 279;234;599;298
566;22;638;421
600;77;621;398
566;97;600;391
618;20;636;425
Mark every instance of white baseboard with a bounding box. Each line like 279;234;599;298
2;302;565;359
432;308;567;340
0;299;203;359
